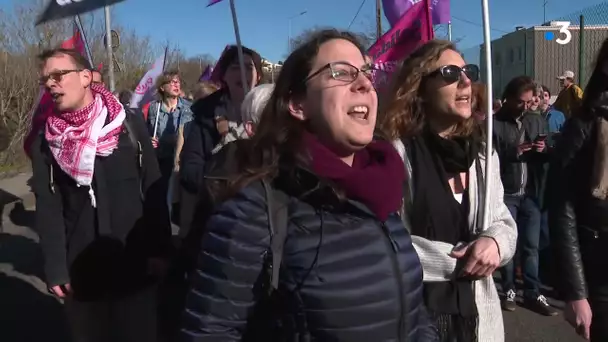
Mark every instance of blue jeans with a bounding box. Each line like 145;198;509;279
500;194;542;300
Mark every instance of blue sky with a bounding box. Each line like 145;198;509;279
2;0;606;63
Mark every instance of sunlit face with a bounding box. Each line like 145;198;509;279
530;95;540;111
542;91;551;107
41;53;92;112
505;89;533;115
290;39;377;156
223;54;259;100
424;49;473;122
161;76;181;97
92;71;103;85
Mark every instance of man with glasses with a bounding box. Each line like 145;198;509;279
30;48;171;342
493;76;557;316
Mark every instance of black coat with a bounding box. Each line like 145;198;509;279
493;109;549;199
31;111;171;301
548;114;608;301
179;90;224;193
180;166;438;341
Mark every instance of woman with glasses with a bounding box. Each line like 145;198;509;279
378;40;517;342
180;29;438;341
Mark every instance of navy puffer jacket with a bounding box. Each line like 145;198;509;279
180;168;438;341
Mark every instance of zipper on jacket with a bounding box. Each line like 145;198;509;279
380;222;405;341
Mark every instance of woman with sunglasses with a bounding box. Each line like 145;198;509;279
180;29;438;341
378;40;517;342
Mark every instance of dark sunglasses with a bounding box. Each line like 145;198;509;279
304;61;375;84
39;69;83;85
429;64;479;84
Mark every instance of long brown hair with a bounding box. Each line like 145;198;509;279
230;29;366;192
377;40;478;141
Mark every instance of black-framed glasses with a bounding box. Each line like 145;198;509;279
428;64;479;84
304;62;374;84
39;69;83;85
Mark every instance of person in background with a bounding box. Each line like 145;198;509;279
379;39;516;342
92;69;104;86
539;85;566;148
179;45;262;194
179;83;274;255
553;70;584;119
146;70;193;218
192;81;219;102
536;84;566;289
164;85;277;342
174;82;220;174
493;99;503;114
31;48;170;342
494;76;556;316
174;81;220;233
180;28;437;342
118;90;132;109
528;85;542;114
548;37;608;341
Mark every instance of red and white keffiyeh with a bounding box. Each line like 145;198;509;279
45;83;126;207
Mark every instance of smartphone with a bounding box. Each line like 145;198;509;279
535;134;547;142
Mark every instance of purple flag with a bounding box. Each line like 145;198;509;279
382;0;450;26
199;65;213;82
207;0;225;7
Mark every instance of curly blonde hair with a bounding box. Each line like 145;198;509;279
377;40;478;141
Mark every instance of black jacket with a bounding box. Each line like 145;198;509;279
179;90;224;193
180;167;438;341
548;114;608;301
493;109;549;197
31;111;171;301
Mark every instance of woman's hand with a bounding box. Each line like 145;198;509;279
450;237;500;278
565;299;592;340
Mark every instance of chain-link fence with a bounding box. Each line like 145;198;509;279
533;1;608;95
461;2;608;100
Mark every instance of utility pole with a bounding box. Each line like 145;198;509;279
543;0;548;23
376;0;382;40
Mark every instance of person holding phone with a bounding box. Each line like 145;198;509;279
493;76;555;316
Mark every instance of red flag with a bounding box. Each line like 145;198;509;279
23;24;87;157
367;0;434;87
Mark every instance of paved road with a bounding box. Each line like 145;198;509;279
0;174;587;342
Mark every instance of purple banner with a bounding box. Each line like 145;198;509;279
382;0;450;26
207;0;225;7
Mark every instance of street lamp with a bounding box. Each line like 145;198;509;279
288;10;307;51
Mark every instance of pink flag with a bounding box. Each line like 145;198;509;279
367;0;433;87
207;0;225;7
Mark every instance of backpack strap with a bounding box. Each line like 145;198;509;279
122;116;144;200
262;179;289;292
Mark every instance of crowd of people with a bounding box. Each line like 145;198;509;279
25;26;608;342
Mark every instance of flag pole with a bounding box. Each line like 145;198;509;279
74;15;94;67
104;5;115;92
228;0;249;95
481;0;494;229
152;46;169;138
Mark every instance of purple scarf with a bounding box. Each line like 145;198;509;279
302;132;405;221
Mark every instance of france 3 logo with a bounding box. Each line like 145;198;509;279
544;21;572;45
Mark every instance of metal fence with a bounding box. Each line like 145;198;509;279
535;2;608;94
